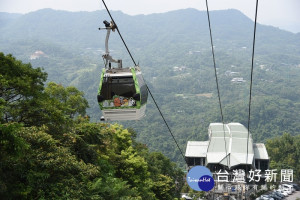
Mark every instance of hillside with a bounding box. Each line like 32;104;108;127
1;8;300;165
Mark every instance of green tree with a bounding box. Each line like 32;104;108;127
0;123;29;198
0;125;100;199
45;82;89;119
146;152;184;199
1;52;89;135
0;52;47;125
42;82;89;135
266;133;300;181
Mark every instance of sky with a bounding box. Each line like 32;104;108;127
1;0;299;33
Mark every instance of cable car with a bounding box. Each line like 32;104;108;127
97;20;148;121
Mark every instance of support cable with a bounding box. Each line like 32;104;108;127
205;0;229;168
246;0;259;171
101;0;187;165
146;84;187;164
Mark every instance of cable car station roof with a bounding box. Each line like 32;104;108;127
253;143;269;160
185;141;209;158
185;123;269;169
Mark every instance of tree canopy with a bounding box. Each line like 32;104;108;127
266;132;300;181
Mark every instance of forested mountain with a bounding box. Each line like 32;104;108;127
1;8;300;167
0;12;21;28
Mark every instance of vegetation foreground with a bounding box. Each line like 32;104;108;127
0;52;184;199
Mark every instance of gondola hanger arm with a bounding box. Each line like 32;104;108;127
99;20;122;69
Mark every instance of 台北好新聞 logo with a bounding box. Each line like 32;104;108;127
186;166;214;191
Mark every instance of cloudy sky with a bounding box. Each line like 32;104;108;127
1;0;299;33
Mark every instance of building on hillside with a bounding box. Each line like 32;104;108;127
185;123;269;172
30;50;47;60
231;77;246;83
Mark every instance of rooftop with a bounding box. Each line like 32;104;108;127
185;123;268;169
185;141;209;158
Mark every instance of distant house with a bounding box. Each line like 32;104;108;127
30;51;46;60
231;77;245;83
225;71;240;77
173;66;187;72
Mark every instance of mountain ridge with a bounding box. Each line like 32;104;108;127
1;8;299;67
1;8;298;44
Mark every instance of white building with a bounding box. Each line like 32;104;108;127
185;123;269;172
231;78;246;83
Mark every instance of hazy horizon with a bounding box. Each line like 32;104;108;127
1;0;299;33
